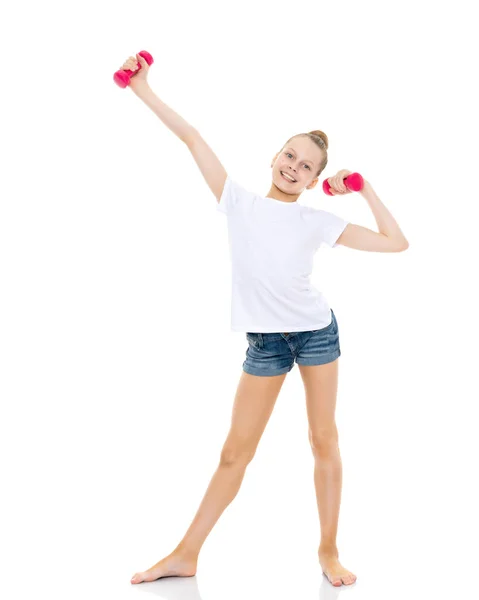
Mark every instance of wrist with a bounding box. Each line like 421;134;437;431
359;179;373;196
130;80;151;96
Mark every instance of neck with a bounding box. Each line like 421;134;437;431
264;181;302;203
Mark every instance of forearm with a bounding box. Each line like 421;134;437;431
360;180;409;247
131;82;196;143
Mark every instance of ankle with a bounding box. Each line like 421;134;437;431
319;542;338;556
175;542;200;560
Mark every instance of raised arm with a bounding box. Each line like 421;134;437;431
183;132;228;202
128;58;227;203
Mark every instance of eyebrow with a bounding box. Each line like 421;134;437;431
285;147;314;166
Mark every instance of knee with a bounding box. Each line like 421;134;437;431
220;443;255;467
309;427;339;458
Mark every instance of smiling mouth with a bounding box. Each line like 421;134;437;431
281;171;297;183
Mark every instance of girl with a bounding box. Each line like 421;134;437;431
125;53;409;588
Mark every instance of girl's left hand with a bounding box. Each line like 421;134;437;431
327;169;354;194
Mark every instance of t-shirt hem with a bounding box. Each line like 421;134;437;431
231;320;332;333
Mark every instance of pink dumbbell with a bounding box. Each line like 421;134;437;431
113;50;154;88
322;172;364;195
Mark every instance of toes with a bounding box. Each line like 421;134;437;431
323;569;358;586
323;571;342;586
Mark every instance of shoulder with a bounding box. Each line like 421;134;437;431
217;176;258;215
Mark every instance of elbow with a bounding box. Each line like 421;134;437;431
183;127;200;147
397;240;409;252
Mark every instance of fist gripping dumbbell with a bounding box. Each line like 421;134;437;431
322;172;364;195
113;51;154;88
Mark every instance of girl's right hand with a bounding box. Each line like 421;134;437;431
120;53;150;89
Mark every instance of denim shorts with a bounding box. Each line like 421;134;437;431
243;309;341;377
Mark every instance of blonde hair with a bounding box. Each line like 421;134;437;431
284;130;329;177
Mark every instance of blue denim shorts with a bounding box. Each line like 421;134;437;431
243;309;341;377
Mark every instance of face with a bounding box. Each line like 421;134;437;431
270;136;324;193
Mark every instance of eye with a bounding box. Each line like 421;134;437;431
286;152;311;170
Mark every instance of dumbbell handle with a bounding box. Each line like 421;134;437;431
113;51;154;88
322;172;364;195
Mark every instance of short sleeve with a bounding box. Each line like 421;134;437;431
216;175;255;216
314;209;350;249
216;175;237;215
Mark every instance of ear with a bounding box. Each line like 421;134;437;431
306;178;319;191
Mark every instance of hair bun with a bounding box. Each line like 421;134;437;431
308;130;329;150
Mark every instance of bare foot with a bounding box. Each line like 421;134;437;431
131;549;197;584
318;548;357;587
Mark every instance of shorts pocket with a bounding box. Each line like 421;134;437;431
246;332;263;349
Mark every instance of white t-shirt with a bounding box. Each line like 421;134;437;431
217;175;349;333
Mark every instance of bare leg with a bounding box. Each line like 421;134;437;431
131;370;288;583
299;360;357;587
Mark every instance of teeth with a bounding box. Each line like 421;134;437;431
281;172;296;182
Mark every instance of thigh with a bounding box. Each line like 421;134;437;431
222;370;287;461
298;358;339;443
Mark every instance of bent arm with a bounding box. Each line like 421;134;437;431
359;180;409;248
336;223;408;252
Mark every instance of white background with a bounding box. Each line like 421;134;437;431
1;1;478;598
